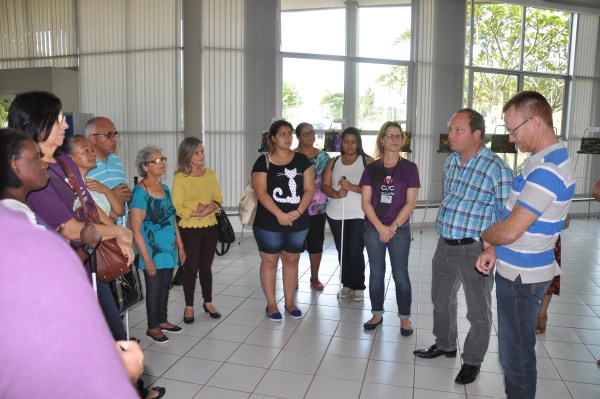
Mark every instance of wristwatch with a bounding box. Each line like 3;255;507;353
81;243;96;257
391;221;400;232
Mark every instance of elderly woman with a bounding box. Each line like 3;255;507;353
252;120;315;320
294;122;330;291
360;121;420;335
8;91;134;342
172;137;223;323
63;135;125;222
130;146;186;343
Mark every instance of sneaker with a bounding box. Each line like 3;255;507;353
338;287;353;298
352;290;364;302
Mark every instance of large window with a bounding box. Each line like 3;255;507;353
465;2;572;170
281;2;412;155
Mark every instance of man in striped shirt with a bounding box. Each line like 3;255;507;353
477;91;575;399
86;117;131;226
414;109;513;385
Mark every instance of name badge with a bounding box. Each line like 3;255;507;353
381;193;393;204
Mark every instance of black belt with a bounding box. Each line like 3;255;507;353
443;237;480;246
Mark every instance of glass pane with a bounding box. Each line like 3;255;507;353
472;3;522;70
357;6;411;60
357;63;408;131
523;8;570;74
281;9;345;56
471;71;518;135
282;57;345;145
524;76;565;136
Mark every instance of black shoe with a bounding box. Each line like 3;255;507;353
146;331;169;343
363;317;383;331
454;364;480;384
160;325;182;333
203;303;222;319
413;344;457;359
183;308;195;324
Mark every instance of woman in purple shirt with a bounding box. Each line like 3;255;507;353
360;121;420;336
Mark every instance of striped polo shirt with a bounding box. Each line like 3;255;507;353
87;153;129;226
495;142;575;284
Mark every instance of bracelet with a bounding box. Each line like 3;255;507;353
294;209;302;217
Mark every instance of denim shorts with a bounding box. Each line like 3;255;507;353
253;226;309;254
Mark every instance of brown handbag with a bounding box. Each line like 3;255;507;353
57;157;130;282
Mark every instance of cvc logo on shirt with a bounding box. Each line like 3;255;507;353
273;168;302;204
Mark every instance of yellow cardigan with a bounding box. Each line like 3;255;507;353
172;170;223;228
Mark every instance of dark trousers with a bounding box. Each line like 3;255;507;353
143;268;172;329
97;280;127;340
327;217;366;290
181;225;219;305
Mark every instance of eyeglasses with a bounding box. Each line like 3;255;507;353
276;130;293;137
300;130;315;137
447;127;469;135
506;117;532;136
385;134;403;141
91;132;119;139
57;112;66;124
144;156;167;165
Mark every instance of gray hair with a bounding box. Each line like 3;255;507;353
135;145;163;178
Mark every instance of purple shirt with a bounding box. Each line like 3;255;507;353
27;153;93;232
0;205;138;398
360;158;420;227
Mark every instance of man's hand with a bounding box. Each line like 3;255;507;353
112;183;132;203
475;245;496;276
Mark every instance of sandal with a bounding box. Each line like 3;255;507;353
536;315;547;334
310;278;325;291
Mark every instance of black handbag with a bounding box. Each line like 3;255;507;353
110;260;144;313
213;201;235;256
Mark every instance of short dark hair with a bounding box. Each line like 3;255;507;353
0;128;33;194
295;122;312;137
502;90;553;128
267;119;294;150
456;108;486;136
61;135;88;155
8;91;62;143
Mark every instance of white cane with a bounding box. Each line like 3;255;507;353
337;176;346;298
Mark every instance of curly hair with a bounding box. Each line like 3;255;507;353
135;145;163;178
0;128;32;194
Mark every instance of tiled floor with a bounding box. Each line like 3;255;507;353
130;218;600;398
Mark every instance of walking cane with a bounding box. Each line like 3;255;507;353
337;176;346;299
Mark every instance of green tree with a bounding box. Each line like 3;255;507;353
376;29;411;95
0;98;12;127
282;82;302;119
468;4;570;112
359;87;376;123
320;91;344;119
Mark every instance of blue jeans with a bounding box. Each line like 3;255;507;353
253;226;309;254
363;224;412;318
496;273;551;399
144;268;173;329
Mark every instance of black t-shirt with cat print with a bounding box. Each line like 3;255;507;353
252;152;311;232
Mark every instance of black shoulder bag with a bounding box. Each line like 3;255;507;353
213;201;235;256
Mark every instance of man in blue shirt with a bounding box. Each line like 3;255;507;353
477;91;575;399
86;117;131;226
414;108;513;385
